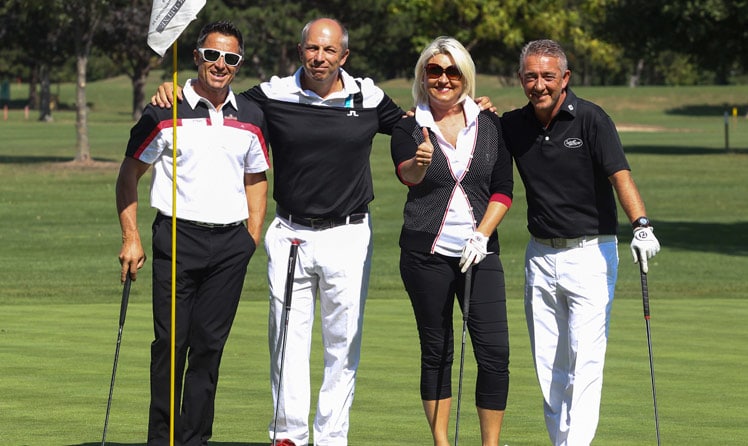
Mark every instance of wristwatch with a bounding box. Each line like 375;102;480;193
632;216;651;229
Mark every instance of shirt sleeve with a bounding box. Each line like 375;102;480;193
390;117;419;184
595;113;630;176
377;93;406;135
487;112;514;199
125;105;166;163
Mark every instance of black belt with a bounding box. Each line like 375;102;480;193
531;235;616;249
276;206;366;230
176;217;243;229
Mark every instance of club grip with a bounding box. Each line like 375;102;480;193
639;267;650;319
462;266;472;322
283;241;300;310
119;274;132;327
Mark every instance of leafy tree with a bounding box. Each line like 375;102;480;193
200;0;314;80
602;0;748;85
196;0;414;82
5;0;109;161
309;0;415;80
386;0;620;83
662;0;748;84
387;0;527;76
0;4;30;85
601;0;683;86
61;0;109;163
98;0;158;121
4;0;70;119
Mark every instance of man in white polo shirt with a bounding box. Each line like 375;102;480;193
115;21;269;446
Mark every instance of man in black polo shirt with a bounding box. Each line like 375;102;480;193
501;39;660;446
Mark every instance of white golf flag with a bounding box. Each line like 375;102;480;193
147;0;206;56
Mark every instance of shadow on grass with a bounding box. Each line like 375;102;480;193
1;98;32;109
624;145;748;155
0;155;72;163
70;442;270;446
667;103;748;117
0;155;119;164
1;98;92;111
618;220;748;256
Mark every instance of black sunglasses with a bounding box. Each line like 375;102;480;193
198;48;243;66
425;63;462;81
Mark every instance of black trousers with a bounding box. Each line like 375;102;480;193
147;214;255;446
399;249;509;410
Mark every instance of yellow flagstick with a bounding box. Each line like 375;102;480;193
147;3;205;445
170;41;178;446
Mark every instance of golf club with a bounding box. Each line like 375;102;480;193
639;256;661;446
101;273;132;446
454;265;472;446
272;239;301;446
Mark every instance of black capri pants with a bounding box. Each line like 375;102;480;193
400;249;509;410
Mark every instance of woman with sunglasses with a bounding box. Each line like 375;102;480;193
390;36;513;446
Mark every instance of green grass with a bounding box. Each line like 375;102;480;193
1;73;747;444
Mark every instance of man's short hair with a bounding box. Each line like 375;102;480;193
196;20;244;56
518;39;568;74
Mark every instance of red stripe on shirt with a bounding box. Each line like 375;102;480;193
133;119;182;159
223;119;271;167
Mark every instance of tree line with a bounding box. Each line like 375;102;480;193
1;0;746;162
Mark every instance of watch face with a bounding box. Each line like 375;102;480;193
635;217;650;227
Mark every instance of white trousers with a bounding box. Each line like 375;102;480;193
265;214;372;446
524;236;618;446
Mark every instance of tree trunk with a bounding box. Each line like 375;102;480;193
74;54;91;163
252;53;268;82
28;66;39;110
582;59;592;86
280;45;296;76
38;64;53;122
629;58;644;87
131;66;149;122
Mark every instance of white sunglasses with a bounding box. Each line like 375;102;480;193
197;48;243;66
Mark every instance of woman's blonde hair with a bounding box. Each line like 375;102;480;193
412;36;476;106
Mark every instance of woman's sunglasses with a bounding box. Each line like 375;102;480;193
198;48;243;67
424;63;462;81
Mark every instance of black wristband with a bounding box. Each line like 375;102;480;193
632;216;651;229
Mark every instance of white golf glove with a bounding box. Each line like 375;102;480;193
630;226;660;274
460;232;488;273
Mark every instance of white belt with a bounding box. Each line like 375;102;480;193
531;235;617;249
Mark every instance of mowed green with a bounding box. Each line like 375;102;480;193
0;74;747;445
